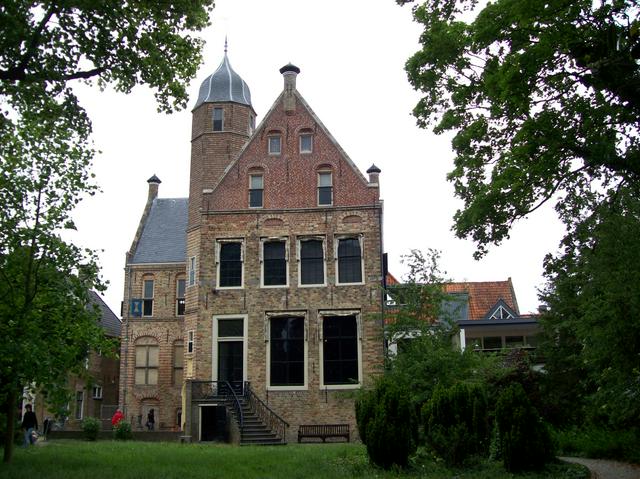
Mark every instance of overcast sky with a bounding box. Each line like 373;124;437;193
68;0;565;316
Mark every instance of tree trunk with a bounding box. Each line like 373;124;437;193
3;388;17;464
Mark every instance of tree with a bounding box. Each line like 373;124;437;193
401;0;640;257
0;1;214;463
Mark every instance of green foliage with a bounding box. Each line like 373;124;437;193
422;383;489;466
81;417;101;442
355;378;418;469
552;427;640;464
113;420;132;441
402;0;640;257
495;383;553;473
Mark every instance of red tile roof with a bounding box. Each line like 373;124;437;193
444;279;519;320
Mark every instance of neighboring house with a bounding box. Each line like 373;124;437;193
119;53;385;443
34;291;121;430
386;274;539;355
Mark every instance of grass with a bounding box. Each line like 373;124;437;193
0;440;588;479
553;427;640;464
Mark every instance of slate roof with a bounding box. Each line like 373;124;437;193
194;53;252;109
88;291;121;337
131;198;188;264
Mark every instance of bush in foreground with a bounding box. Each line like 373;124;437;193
355;378;418;469
495;383;553;472
113;420;132;441
422;383;489;466
81;416;101;441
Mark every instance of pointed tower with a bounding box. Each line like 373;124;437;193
188;47;256;227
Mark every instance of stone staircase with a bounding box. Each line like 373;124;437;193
230;397;286;446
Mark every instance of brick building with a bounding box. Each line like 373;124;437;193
119;53;385;442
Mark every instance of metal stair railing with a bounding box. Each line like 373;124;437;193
225;381;244;433
243;381;289;443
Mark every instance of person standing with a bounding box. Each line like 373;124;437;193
21;404;38;446
146;409;155;431
111;408;124;427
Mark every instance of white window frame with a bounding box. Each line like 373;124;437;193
75;390;84;420
317;171;333;206
268;135;281;155
92;386;103;400
188;256;196;287
266;312;308;391
335;235;365;286
297;236;326;287
142;278;154;317
249;174;264;209
187;330;195;354
318;310;363;390
176;277;186;316
299;133;313;154
211;314;249;383
215;239;244;289
260;237;289;288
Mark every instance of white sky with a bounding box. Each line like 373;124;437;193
69;0;565;316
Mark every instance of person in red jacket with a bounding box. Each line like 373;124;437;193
111;408;124;427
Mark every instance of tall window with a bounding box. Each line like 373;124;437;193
176;278;185;316
318;171;332;206
263;240;287;286
143;279;154;316
135;337;159;385
249;174;263;208
299;239;324;286
300;133;313;153
218;241;243;288
75;391;84;420
337;237;362;284
270;317;305;387
268;135;281;155
188;256;196;287
173;342;184;385
213;107;224;131
187;330;194;353
322;315;359;386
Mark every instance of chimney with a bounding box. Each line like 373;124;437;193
147;174;161;202
366;164;381;185
279;63;300;114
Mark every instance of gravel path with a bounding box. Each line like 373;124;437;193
561;457;640;479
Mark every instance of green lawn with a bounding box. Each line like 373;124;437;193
0;441;587;479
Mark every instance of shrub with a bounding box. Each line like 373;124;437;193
113;420;132;441
355;377;418;469
553;426;640;463
81;416;101;441
422;383;489;466
495;383;553;472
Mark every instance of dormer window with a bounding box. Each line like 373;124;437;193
213;107;224;131
268;135;281;155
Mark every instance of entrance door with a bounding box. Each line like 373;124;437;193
218;341;243;389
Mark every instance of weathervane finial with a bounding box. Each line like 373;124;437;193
224;36;228;54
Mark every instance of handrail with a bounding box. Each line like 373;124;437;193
243;382;289;443
225;381;244;431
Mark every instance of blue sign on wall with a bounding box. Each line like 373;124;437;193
130;299;143;317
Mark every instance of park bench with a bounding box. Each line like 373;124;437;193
298;424;349;443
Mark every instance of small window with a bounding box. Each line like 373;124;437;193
176;278;186;316
218;319;244;337
263;240;287;286
92;386;103;399
318;172;332;206
188;257;196;287
337;237;362;284
299;239;324;285
249;174;263;208
268;135;281;155
187;330;194;354
143;279;154;316
213;107;224;131
173;342;184;385
300;134;313;153
218;241;243;288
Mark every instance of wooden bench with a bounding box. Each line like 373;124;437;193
298;424;349;443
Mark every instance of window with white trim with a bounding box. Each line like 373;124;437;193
298;238;325;286
217;240;243;288
188;256;196;287
320;313;361;387
318;171;333;206
336;236;363;284
269;316;306;388
268;135;281;155
176;277;185;316
143;279;154;316
262;238;288;287
92;386;103;399
249;174;263;208
75;391;84;420
300;133;313;153
135;337;159;385
187;330;195;354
